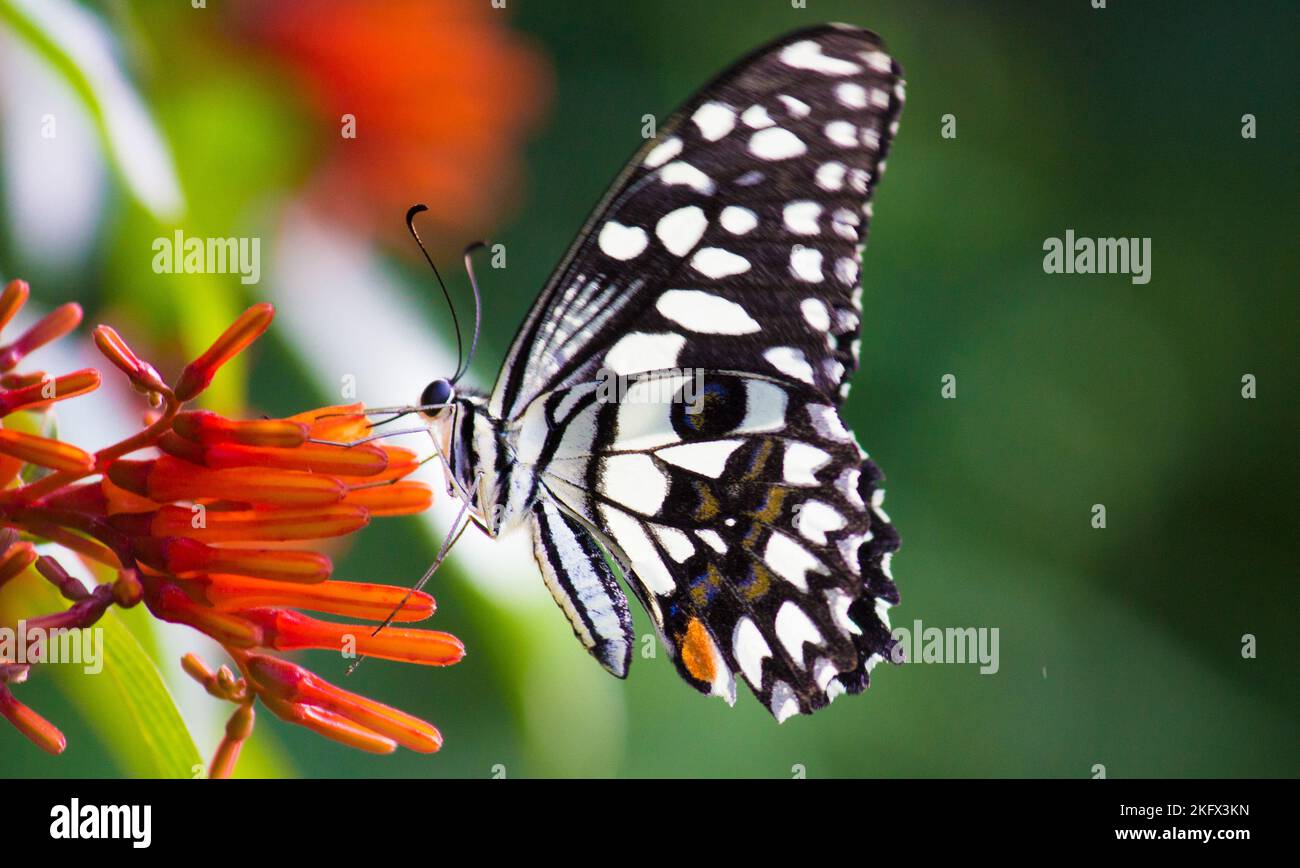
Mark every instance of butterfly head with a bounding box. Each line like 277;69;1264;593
418;378;456;420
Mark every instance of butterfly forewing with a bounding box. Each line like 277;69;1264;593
490;23;904;419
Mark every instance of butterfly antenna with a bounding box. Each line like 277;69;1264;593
406;204;463;381
456;242;486;385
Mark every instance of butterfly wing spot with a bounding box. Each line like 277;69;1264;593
836;467;864;508
598;504;677;596
718;205;758;235
690;247;751;278
807;402;853;442
838;532;871;577
659;160;716;194
762;531;825;592
769;680;800;723
732;616;772;685
653;524;696;562
597;221;649;260
861;48;894;74
777;94;812;118
692;101;737;141
739;378;790;431
816;161;847;191
783;441;833;484
825;120;858;148
783;200;823;235
748;127;807;160
789;246;825;283
687;562;725;608
835;82;869;108
643;135;683;168
679;617;719;689
657;438;747;478
655;289;760;334
801;297;831;331
764;346;816;384
779;39;863;76
695;529;728;554
835;256;860;286
824;588;861;636
774;600;824;669
600;453;669;514
740;104;775;129
655;205;710;256
736;561;773;602
794;500;847;545
823;358;846;384
830;206;860;240
604;331;686;376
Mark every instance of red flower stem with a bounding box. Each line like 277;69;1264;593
5;519;120;569
0;505;136;568
24;585;114;632
1;390;180;506
33;556;89;601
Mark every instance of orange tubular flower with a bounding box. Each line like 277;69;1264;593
0;680;67;756
0;279;460;776
241;651;442;753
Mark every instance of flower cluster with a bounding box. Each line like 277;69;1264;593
0;279;461;775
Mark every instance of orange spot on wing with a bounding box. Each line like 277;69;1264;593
680;617;717;685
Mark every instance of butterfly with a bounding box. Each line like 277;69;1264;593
415;23;903;721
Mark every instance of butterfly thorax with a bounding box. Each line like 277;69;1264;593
430;389;547;538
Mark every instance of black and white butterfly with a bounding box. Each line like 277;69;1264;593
417;24;903;721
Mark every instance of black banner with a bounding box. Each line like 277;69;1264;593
11;778;1282;853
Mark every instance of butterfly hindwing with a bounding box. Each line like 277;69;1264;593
523;370;899;720
491;23;904;419
530;495;635;678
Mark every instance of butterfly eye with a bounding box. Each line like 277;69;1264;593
420;378;454;414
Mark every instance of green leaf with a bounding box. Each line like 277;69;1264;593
20;578;204;778
93;606;204;778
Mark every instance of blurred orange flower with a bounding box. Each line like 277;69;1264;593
240;0;551;244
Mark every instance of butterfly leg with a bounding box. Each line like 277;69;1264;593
306;427;431;448
345;482;479;676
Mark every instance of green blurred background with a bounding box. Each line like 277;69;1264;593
1;0;1296;778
